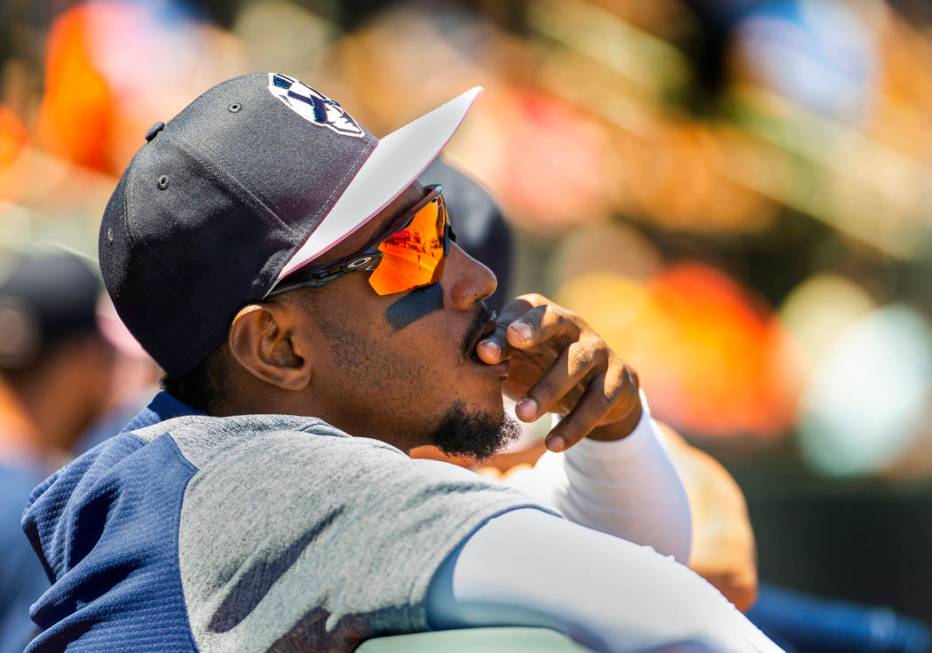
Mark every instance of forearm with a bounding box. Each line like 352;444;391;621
426;509;782;653
505;392;692;563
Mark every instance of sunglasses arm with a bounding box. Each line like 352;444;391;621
268;248;384;296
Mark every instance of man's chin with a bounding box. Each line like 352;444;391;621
429;400;521;462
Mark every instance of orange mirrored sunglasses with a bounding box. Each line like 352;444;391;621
269;185;453;297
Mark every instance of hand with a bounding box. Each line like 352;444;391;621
476;293;642;452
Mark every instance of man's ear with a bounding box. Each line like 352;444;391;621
228;303;312;391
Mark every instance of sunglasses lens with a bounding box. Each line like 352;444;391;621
368;197;446;295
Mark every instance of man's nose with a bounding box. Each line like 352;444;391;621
443;244;497;311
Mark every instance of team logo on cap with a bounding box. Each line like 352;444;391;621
268;73;364;138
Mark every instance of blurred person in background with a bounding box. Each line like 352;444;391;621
0;250;118;653
427;159;930;653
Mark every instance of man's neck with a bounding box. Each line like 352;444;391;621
218;387;418;454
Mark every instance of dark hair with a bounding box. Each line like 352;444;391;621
160;345;232;415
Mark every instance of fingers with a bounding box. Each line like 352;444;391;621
475;296;533;364
544;360;640;452
505;303;581;350
495;295;538;322
473;292;641;451
476;322;510;363
513;336;607;422
476;294;582;364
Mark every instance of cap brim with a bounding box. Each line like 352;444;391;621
276;86;483;280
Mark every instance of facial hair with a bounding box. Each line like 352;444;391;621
429;400;522;461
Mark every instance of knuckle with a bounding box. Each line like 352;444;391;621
537;298;565;318
557;306;581;327
580;328;606;350
608;360;630;384
610;382;630;407
568;344;594;371
540;303;563;325
621;363;640;389
519;305;546;332
565;308;588;331
594;390;616;411
592;341;610;365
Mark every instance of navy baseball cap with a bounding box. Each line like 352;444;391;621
100;73;481;377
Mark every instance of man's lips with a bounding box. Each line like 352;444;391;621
476;358;510;378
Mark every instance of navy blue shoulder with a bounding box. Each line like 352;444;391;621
22;427;199;651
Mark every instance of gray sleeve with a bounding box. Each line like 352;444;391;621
170;423;550;653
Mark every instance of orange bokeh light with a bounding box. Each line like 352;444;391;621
644;263;798;437
35;4;116;173
558;264;800;438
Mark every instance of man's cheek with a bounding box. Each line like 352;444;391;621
383;284;444;331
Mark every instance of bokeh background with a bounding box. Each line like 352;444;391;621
1;0;931;624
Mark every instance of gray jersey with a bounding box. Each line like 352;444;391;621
130;413;545;652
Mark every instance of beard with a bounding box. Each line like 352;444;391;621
429;400;522;461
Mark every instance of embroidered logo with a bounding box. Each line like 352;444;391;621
267;73;364;138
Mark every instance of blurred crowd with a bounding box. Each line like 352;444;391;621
1;0;931;639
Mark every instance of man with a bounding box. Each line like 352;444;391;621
0;251;117;653
21;73;781;652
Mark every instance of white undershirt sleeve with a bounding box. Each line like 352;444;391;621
504;391;692;563
426;508;783;653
